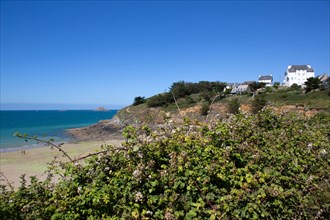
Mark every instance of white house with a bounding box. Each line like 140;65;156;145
258;75;273;87
284;65;314;87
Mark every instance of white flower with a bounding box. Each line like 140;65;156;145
319;149;327;156
135;191;143;202
133;169;141;178
306;175;314;184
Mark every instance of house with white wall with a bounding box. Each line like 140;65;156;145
284;65;314;87
258;75;273;87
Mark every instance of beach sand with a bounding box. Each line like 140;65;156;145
0;139;123;188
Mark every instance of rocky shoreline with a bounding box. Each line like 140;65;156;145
67;116;124;141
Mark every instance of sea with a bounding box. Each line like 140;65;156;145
0;110;117;152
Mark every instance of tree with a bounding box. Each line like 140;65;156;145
133;96;146;106
304;77;321;93
170;81;188;98
249;82;266;92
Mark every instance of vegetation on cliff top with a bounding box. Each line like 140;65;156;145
129;80;330;120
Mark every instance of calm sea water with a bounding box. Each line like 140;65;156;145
0;110;117;152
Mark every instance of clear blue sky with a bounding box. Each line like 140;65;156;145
1;0;329;110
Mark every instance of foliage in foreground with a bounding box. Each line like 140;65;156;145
1;110;330;219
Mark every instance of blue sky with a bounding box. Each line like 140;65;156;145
1;0;329;110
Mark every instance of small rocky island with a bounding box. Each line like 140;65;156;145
95;106;107;111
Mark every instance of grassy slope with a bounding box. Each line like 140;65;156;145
263;88;330;109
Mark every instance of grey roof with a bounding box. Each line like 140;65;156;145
227;82;240;87
288;65;314;72
243;81;256;85
237;85;249;90
317;74;328;82
231;84;250;93
259;75;273;80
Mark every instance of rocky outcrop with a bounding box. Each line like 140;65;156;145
67;117;124;141
95;106;107;111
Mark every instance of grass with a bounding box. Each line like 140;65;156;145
264;89;330;109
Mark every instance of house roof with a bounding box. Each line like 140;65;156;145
237;84;249;90
317;73;328;82
259;75;273;80
288;65;314;72
227;82;241;87
243;81;256;85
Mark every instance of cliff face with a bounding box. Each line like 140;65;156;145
68;100;326;141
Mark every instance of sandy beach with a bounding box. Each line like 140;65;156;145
0;139;123;188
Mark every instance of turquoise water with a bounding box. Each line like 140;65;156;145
0;110;117;152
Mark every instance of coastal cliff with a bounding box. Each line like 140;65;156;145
68;84;329;140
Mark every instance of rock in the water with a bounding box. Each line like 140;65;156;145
95;106;107;111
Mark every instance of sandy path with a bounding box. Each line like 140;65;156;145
0;139;123;188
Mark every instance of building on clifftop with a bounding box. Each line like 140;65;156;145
284;65;314;87
258;75;273;87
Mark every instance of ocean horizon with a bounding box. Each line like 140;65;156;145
0;110;117;152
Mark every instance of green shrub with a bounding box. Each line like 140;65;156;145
1;110;329;219
304;77;321;93
290;83;301;91
147;93;173;107
273;82;280;89
133;96;146;106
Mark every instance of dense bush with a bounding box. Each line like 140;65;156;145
249;82;265;92
146;81;226;108
304;77;321;93
133;96;146;106
290;83;301;91
1;110;329;219
147;93;173;107
170;81;227;99
273;82;280;89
